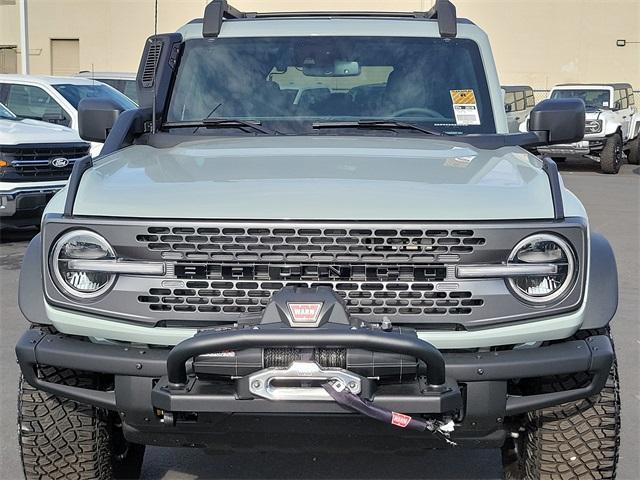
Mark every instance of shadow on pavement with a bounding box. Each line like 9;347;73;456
142;446;503;479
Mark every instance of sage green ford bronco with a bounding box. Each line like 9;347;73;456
16;1;620;479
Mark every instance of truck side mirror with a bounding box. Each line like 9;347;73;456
78;97;126;143
528;98;585;145
505;104;512;113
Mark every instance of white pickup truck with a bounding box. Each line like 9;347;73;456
521;83;640;173
0;103;90;231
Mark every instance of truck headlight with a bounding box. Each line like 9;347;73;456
585;120;602;134
51;230;116;299
507;233;576;304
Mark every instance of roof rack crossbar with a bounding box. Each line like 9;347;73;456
203;0;245;37
202;0;458;38
425;0;457;38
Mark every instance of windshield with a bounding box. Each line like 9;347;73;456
0;102;16;119
53;83;137;110
167;36;495;135
550;89;611;109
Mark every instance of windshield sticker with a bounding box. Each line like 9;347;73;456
450;89;481;126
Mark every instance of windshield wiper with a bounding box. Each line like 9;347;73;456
312;120;445;136
163;118;279;135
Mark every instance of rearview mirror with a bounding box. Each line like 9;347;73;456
527;99;585;145
303;60;361;77
78;97;126;143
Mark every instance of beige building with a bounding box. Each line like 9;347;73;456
1;0;639;93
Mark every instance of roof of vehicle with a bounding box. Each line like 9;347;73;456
0;74;116;86
179;0;473;39
502;85;534;92
178;16;477;40
553;83;633;90
75;72;136;80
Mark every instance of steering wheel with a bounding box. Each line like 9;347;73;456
391;107;444;119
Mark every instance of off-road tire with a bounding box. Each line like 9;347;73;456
600;134;623;174
626;135;639;165
18;365;145;479
504;330;620;479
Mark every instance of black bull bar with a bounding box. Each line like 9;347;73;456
167;328;446;388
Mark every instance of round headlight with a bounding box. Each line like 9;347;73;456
507;233;576;304
51;230;116;299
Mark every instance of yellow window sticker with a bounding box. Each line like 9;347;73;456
450;89;481;125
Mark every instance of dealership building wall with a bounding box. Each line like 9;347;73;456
1;0;639;93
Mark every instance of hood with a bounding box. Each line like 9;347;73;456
0;117;83;145
73;136;554;221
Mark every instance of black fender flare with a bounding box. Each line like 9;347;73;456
581;232;618;329
18;233;51;325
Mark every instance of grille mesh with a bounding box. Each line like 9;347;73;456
137;226;486;264
138;280;483;316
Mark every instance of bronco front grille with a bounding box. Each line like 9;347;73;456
136;226;486;263
138;280;483;316
42;218;587;329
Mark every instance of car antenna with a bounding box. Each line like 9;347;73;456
152;0;158;134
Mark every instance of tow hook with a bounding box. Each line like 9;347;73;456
322;380;457;445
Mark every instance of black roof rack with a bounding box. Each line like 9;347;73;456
202;0;458;38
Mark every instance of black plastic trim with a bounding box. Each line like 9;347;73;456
541;156;565;219
18;234;50;325
100;108;152;156
582;232;618;329
62;155;92;217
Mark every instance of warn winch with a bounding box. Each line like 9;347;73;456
151;286;462;433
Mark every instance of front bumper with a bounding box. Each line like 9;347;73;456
16;328;614;448
538;139;605;156
0;184;64;222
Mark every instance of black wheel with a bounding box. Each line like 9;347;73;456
600;134;623;174
503;330;620;479
18;365;145;480
627;135;639;165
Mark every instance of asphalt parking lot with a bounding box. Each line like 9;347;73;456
0;160;638;480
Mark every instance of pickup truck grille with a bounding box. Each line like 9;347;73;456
0;143;90;181
137;226;486;264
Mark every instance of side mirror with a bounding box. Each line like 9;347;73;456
78;97;125;143
528;98;585;145
505;104;512;113
613;101;621;110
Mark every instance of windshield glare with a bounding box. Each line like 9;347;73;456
167;36;495;135
53;84;137;110
550;89;611;109
0;102;16;119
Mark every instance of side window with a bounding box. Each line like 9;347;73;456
4;83;71;126
613;89;623;110
618;89;628;109
122;80;139;104
626;88;634;107
504;92;515;112
525;89;535;108
515;90;526;111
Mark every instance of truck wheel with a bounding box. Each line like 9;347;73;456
18;366;145;480
503;332;620;479
627;135;639;164
600;134;623;174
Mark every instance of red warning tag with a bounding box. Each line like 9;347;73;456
391;412;412;428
